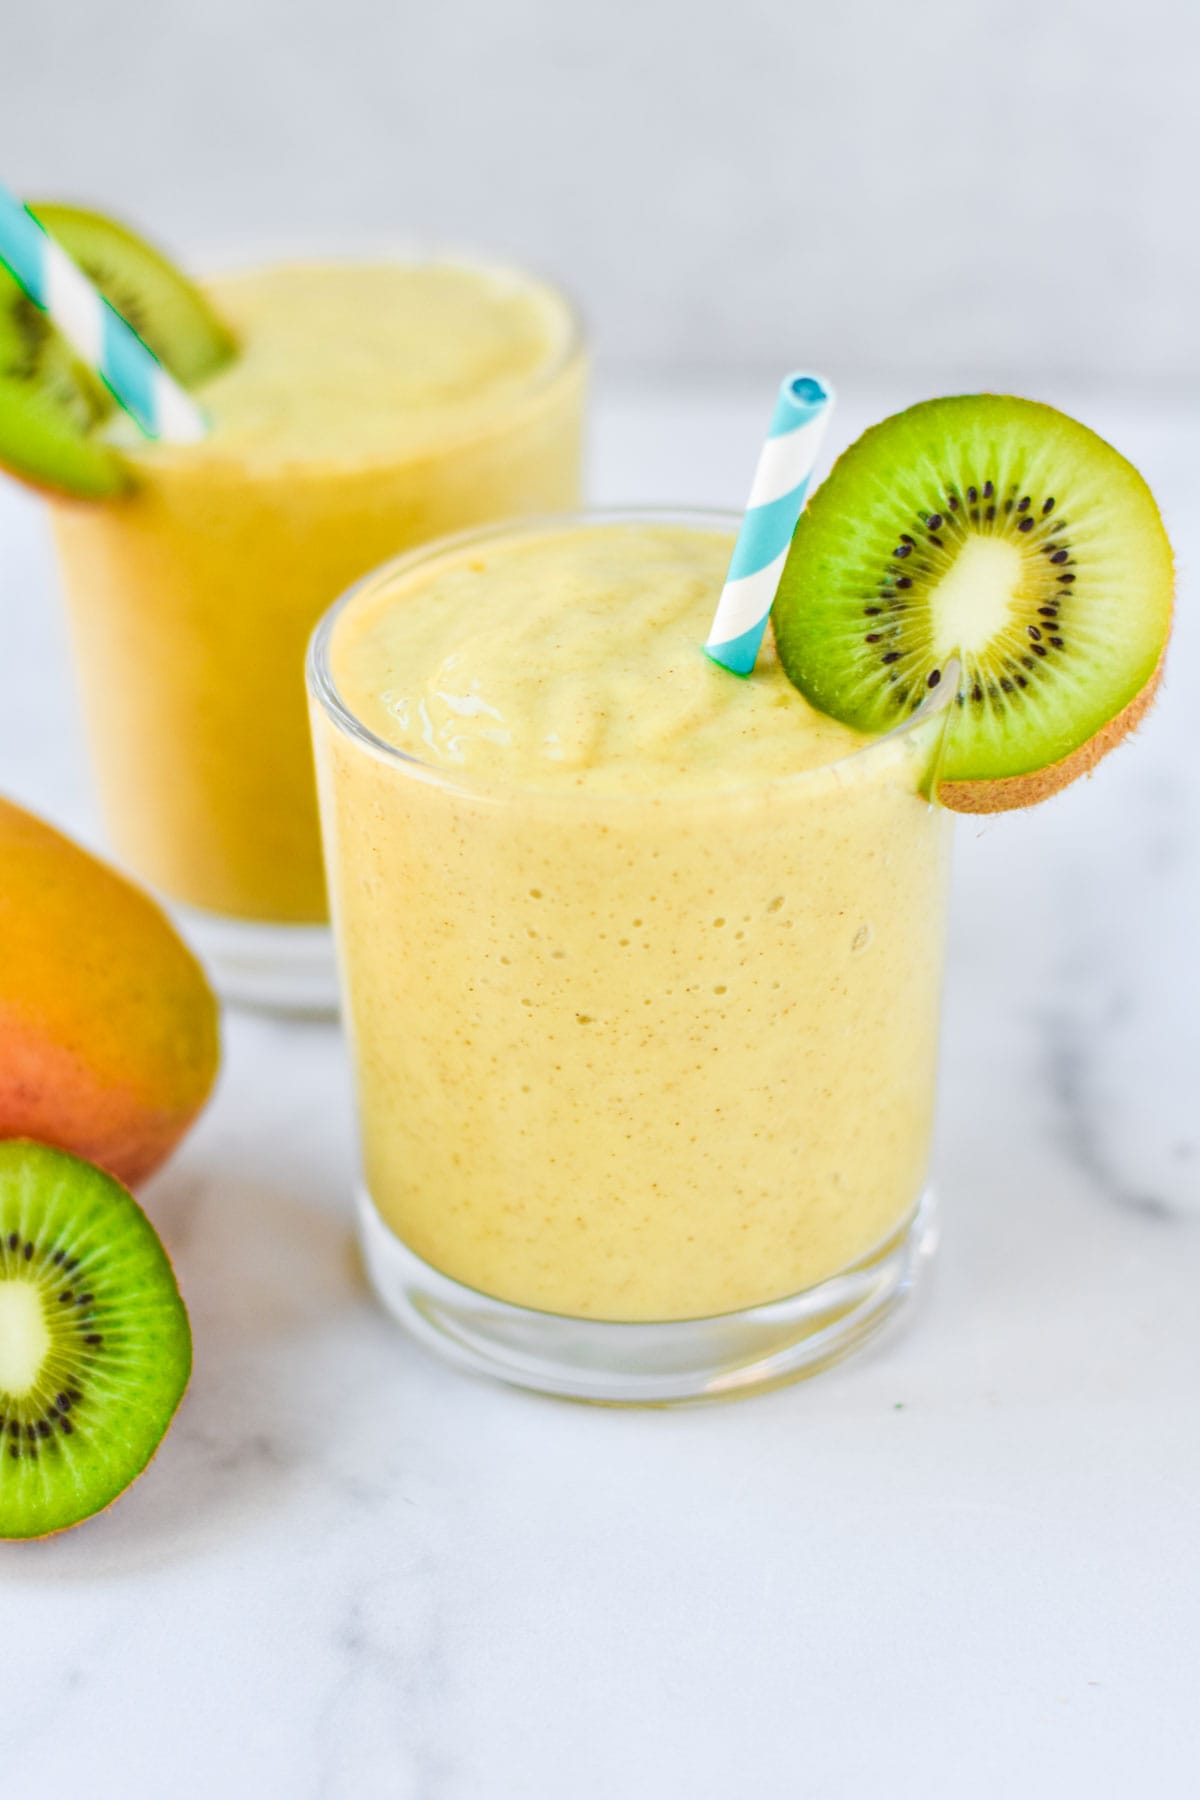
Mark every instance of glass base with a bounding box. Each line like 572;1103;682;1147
174;904;339;1017
357;1187;938;1405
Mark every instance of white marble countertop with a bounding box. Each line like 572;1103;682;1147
1;380;1198;1798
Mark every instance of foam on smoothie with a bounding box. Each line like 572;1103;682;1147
331;524;871;796
122;262;576;467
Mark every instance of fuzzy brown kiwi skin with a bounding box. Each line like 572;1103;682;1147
938;649;1168;814
0;1139;193;1543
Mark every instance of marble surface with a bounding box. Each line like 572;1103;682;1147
1;381;1198;1798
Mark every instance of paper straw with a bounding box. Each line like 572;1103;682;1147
704;372;834;676
0;185;207;444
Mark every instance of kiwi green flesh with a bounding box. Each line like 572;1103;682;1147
772;395;1173;794
30;202;237;388
0;1141;191;1539
0;265;128;499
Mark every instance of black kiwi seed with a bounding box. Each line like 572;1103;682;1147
897;577;912;589
894;544;911;559
1043;497;1055;513
1017;495;1031;511
1050;550;1069;565
927;668;942;688
881;651;901;664
947;494;960;509
1028;626;1042;641
1050;637;1064;648
6;1233;16;1252
971;683;984;703
983;480;994;499
1018;517;1034;532
1058;573;1076;584
926;513;944;530
967;486;978;503
22;1242;32;1261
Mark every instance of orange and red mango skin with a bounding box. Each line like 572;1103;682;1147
0;796;219;1185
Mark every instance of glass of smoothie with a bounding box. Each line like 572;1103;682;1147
46;254;586;1011
307;378;1172;1402
307;511;954;1401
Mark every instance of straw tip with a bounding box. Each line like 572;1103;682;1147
784;372;833;413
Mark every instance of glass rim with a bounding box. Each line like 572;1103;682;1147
306;506;954;808
122;251;587;472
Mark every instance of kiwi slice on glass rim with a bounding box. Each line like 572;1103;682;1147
0;201;235;500
771;395;1174;811
0;262;126;498
0;1140;191;1540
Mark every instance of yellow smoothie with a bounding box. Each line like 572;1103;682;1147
312;516;952;1323
49;261;585;923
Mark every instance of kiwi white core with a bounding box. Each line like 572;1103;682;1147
930;534;1024;660
0;1279;49;1395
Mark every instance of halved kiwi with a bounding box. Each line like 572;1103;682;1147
0;1140;191;1539
771;396;1174;811
0;202;236;500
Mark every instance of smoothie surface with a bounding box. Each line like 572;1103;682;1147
123;262;577;466
330;523;874;795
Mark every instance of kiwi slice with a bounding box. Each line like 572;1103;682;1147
0;202;236;499
0;262;127;498
0;1140;191;1539
772;396;1174;811
29;202;236;388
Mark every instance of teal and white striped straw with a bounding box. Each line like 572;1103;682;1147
0;185;206;444
704;372;834;676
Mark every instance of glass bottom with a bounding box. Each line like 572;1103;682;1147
173;903;339;1017
357;1186;938;1405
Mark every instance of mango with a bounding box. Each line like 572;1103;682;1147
0;796;219;1184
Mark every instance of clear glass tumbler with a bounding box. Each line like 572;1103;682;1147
308;510;953;1402
48;259;586;1013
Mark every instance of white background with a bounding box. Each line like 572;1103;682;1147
6;0;1200;388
